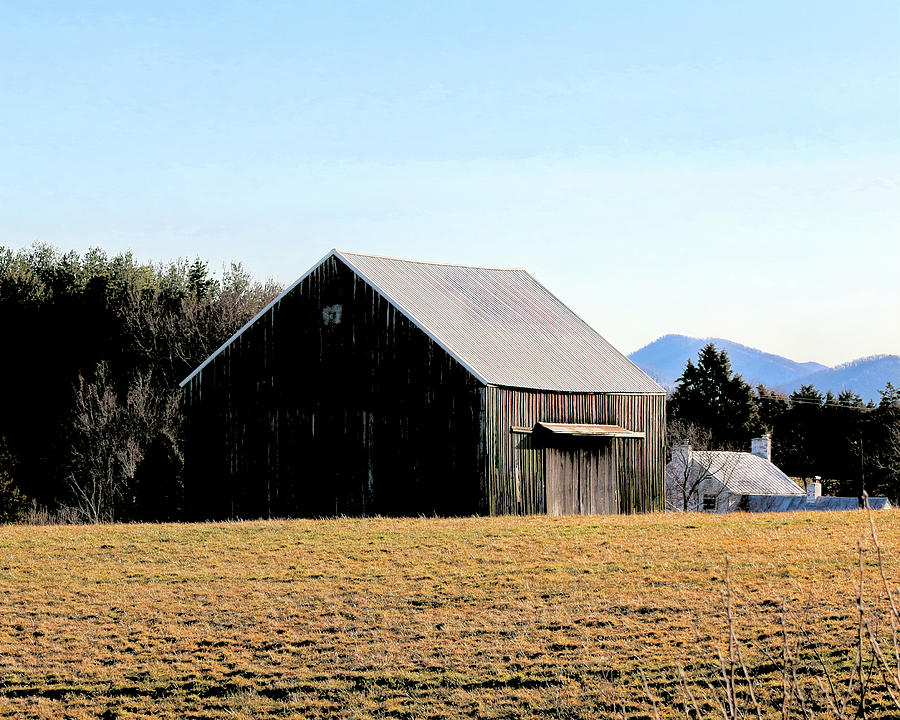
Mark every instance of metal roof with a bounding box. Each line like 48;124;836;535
741;495;893;512
532;422;645;438
668;451;806;496
181;249;665;392
338;251;664;393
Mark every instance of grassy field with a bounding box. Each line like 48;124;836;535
1;511;899;719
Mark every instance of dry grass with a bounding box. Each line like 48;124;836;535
1;511;898;719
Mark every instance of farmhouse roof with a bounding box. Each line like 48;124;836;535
741;495;893;512
181;249;664;393
683;451;805;496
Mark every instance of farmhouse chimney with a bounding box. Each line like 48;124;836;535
807;479;822;502
671;444;692;467
750;435;772;462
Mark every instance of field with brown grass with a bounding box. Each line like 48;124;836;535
1;511;899;719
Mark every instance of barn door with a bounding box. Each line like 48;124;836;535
544;447;570;515
543;441;618;515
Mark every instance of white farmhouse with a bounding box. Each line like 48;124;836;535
667;435;802;512
666;435;892;512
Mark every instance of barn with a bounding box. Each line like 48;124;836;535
180;250;666;518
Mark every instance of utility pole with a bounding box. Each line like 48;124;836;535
858;431;866;509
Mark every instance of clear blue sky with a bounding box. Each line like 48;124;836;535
2;1;898;365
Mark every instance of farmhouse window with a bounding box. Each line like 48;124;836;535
702;495;717;512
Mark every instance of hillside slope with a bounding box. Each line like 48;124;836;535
781;354;900;401
628;334;825;389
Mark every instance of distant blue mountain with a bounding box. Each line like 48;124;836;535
628;334;898;403
628;334;826;388
782;355;900;403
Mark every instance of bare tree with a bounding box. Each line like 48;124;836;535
67;363;182;523
666;420;742;512
68;363;135;523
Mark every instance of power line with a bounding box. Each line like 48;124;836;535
752;394;873;410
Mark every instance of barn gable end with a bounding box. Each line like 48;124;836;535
183;254;484;518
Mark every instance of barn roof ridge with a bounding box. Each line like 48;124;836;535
336;249;526;272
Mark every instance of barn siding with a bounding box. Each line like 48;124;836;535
183;256;484;519
483;388;666;515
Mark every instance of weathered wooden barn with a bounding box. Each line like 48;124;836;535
181;250;666;518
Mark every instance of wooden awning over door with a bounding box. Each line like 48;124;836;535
511;422;644;439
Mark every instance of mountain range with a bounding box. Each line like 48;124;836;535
628;334;900;403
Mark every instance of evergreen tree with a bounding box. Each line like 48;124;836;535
667;344;758;449
867;382;900;501
753;384;789;434
818;389;867;496
773;385;825;482
188;259;217;301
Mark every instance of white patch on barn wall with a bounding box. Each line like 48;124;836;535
322;304;342;325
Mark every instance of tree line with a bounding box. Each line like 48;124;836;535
1;245;896;522
667;344;900;501
0;244;281;522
